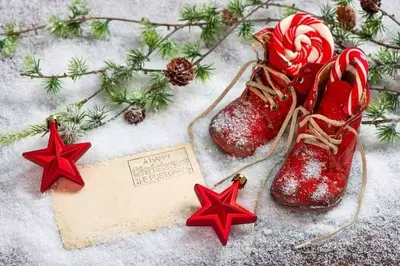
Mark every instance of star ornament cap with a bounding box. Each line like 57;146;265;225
186;175;257;245
22;117;91;193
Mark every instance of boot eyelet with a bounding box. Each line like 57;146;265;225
270;104;279;111
281;94;289;102
297;77;304;84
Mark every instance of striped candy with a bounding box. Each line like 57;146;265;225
270;13;334;77
329;47;369;115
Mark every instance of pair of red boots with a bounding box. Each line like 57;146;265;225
198;14;370;210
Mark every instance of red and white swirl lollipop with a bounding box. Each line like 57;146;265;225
329;47;369;115
268;13;334;77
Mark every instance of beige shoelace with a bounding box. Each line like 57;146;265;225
188;60;291;141
188;58;367;249
212;105;368;249
288;112;368;249
188;60;298;189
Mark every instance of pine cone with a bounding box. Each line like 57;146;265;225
124;106;146;125
222;9;241;26
360;0;381;14
165;57;195;87
336;5;356;30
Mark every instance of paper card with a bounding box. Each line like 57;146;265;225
51;143;204;249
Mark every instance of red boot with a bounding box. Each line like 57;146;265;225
208;14;334;158
271;47;370;210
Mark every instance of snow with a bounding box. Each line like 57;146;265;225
1;0;400;265
303;160;324;180
311;182;328;201
281;176;298;196
210;100;257;148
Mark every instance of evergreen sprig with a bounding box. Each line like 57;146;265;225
0;124;47;146
49;16;80;38
103;61;133;88
85;105;109;129
180;2;223;44
237;20;255;39
180;4;207;21
246;0;262;4
44;78;63;94
228;0;246;17
182;42;202;61
105;87;133;105
158;39;178;59
69;0;90;18
195;63;214;83
141;26;162;51
68;57;89;81
320;3;336;26
146;90;173;110
146;73;173;110
22;55;41;75
48;0;90;38
91;20;110;39
0;24;20;57
377;125;400;142
126;48;146;69
59;122;86;144
62;105;87;124
365;96;389;121
369;49;400;84
382;92;400;111
104;72;173;111
391;32;400;47
0;101;109;145
282;5;297;19
365;93;400;142
359;14;385;39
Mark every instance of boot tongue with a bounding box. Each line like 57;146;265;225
315;81;352;135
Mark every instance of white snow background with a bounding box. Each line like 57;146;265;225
1;0;400;265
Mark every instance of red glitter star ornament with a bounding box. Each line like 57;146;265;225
22;116;91;193
186;175;257;245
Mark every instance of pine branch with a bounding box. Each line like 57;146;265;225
370;86;400;94
0;16;207;37
351;29;400;50
380;8;400;27
20;67;163;79
193;1;272;66
145;21;191;59
268;3;400;51
376;124;400;142
362;118;400;126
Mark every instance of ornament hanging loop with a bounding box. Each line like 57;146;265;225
232;173;247;189
46;115;59;129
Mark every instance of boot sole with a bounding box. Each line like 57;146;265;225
270;191;343;212
210;130;255;158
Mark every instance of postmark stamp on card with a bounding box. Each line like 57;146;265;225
51;143;204;249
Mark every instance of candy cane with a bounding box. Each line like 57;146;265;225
329;47;369;115
270;13;334;77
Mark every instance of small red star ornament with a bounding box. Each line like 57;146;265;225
186;174;257;245
22;116;91;193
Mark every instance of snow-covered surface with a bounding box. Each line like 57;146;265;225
1;0;400;265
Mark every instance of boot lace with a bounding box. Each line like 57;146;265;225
188;60;294;141
246;64;290;110
188;57;367;250
283;107;367;249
